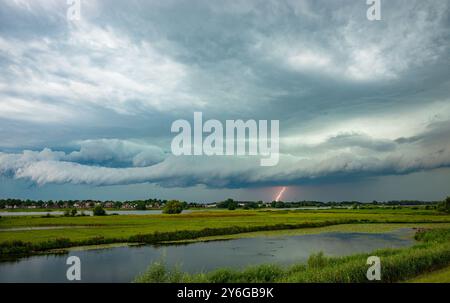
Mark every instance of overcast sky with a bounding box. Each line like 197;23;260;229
0;0;449;202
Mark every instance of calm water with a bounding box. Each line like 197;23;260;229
0;229;414;283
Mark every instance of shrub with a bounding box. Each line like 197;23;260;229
134;259;184;283
93;205;106;216
135;201;147;210
307;252;329;269
438;197;450;213
162;200;183;214
217;199;238;210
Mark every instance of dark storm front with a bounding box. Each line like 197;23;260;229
0;230;414;283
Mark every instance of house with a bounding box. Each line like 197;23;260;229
122;203;136;209
104;202;114;208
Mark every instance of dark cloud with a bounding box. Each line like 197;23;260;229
0;0;449;200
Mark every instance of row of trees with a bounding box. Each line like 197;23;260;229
60;201;185;216
1;197;448;211
215;198;449;211
0;198;202;210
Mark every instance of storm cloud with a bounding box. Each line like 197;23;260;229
0;0;449;200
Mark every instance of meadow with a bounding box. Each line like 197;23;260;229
1;207;450;258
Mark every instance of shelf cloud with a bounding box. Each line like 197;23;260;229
0;0;449;200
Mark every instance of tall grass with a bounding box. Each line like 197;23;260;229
135;228;450;283
134;259;185;283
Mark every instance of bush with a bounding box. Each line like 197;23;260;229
217;199;238;210
135;201;147;210
438;197;450;213
162;200;183;214
307;252;329;269
134;259;184;283
93;205;106;216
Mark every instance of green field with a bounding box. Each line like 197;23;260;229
408;265;450;283
1;208;449;243
1;207;450;256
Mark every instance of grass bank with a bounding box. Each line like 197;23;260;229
407;265;450;282
135;228;450;283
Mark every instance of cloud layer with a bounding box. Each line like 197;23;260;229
0;0;449;196
1;119;449;188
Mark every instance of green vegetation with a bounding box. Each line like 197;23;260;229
217;199;238;210
63;208;78;217
0;219;363;257
1;205;450;258
438;196;450;213
92;205;106;216
1;197;444;213
134;260;184;283
162;200;184;214
152;222;450;243
407;265;450;282
135;201;147;210
135;228;450;283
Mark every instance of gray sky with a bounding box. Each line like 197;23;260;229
0;0;449;202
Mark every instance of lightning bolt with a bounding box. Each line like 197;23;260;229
275;187;287;202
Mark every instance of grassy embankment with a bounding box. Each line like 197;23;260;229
134;228;450;283
408;265;450;282
1;208;449;258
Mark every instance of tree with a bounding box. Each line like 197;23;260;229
228;203;237;210
135;201;147;210
217;198;238;210
438;197;450;213
71;208;78;217
93;205;106;216
246;202;259;209
163;200;184;214
274;201;285;208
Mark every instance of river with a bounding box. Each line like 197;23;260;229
0;228;415;283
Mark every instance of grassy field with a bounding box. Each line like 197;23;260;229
408;265;450;283
135;228;450;283
1;208;449;257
